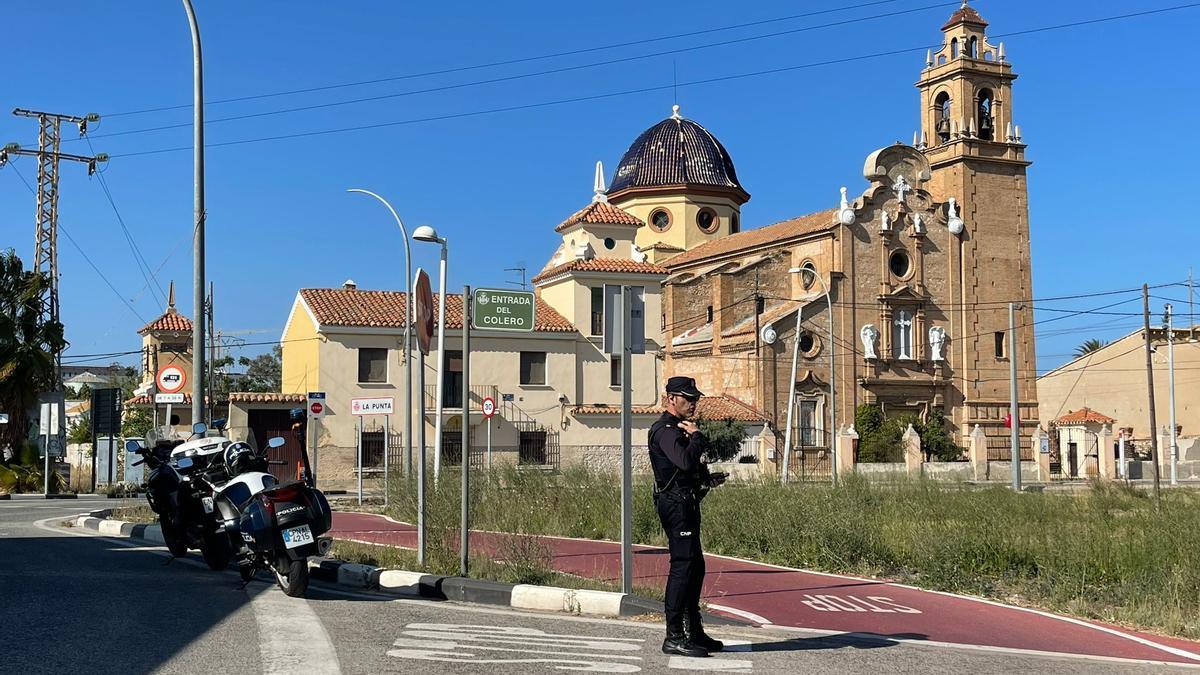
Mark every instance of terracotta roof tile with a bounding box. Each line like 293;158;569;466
229;392;306;404
139;309;193;335
299;288;574;333
942;4;988;30
532;258;668;284
572;394;767;423
1055;407;1116;426
663;209;836;269
554;201;642;232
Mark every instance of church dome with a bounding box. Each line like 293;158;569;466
607;105;745;199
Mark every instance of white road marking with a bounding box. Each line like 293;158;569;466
721;640;753;653
706;604;771;625
387;623;644;672
667;656;752;671
249;585;343;675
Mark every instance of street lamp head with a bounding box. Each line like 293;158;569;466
413;225;444;244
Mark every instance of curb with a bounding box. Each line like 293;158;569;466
0;493;10;500
69;510;747;626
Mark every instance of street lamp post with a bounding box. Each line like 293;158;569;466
782;266;836;484
413;226;448;483
182;0;206;427
347;189;413;497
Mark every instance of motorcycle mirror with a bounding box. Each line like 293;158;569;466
175;457;194;469
125;440;141;453
267;437;286;449
192;422;208;435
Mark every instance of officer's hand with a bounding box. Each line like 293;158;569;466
706;471;728;488
678;420;699;436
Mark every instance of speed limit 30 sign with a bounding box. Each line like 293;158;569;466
481;396;496;419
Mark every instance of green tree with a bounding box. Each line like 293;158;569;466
0;250;67;460
854;404;965;463
696;419;747;462
68;412;92;444
237;344;282;393
75;383;93;402
1074;338;1106;358
122;408;153;439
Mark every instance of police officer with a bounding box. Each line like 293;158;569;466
648;376;727;657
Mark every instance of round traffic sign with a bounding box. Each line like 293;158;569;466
310;401;324;416
481;396;496;419
414;268;435;356
156;364;187;394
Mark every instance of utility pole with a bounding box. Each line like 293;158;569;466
1142;284;1162;510
0;109;106;387
1165;304;1178;487
1008;302;1022;492
183;0;207;428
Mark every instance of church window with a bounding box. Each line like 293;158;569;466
977;89;995;141
889;250;911;279
894;311;914;360
968;36;978;58
799;331;815;354
984;50;995;61
650;209;671;232
935;92;952;143
706;305;714;324
937;55;947;65
951;38;959;59
697;208;718;233
798;399;818;447
994;331;1007;359
799;260;817;290
603;237;616;250
731;212;740;233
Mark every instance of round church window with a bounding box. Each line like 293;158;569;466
889;250;912;279
650;209;671;232
603;237;616;250
799;332;815;353
697;208;718;233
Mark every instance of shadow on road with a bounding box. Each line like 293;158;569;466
748;631;928;653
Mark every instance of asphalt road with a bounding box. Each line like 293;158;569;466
0;496;1192;674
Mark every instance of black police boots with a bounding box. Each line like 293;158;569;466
686;612;724;653
662;619;709;657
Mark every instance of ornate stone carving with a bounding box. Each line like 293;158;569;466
861;324;879;360
929;326;947;361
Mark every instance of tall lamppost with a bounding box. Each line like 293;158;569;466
182;0;206;426
347;189;413;487
413;225;448;481
782;265;837;484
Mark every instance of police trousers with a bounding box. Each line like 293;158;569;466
654;487;704;629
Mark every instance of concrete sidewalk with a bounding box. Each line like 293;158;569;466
332;511;1200;666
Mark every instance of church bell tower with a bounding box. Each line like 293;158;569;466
916;1;1039;450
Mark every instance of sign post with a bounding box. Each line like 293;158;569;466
41;402;51;496
605;285;645;595
462;285;472;578
481;396;496;471
351;396;394;505
307;392;326;485
1118;428;1127;479
414;268;435;565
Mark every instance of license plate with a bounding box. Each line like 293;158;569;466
282;525;313;549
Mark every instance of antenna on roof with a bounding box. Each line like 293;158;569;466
592;160;608;203
504;266;527;290
672;60;678;114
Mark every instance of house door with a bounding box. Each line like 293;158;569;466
443;350;463;409
247;409;303;482
1067;442;1078;477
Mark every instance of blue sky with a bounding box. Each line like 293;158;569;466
1;0;1197;374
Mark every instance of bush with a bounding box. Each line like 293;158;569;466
696;419;746;462
123;409;153;439
853;405;964;463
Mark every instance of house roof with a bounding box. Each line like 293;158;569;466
531;258;668;284
942;3;988;30
1055;407;1116;426
298;288;574;333
572;394;768;423
229;392;306;404
139;309;193;335
663;209;836;269
554;201;642;232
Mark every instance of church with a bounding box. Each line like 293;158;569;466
535;2;1039;474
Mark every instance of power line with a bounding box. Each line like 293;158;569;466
85;2;958;143
103;5;1200;160
102;0;919;118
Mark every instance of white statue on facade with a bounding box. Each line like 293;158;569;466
929;326;947;361
879;210;890;232
891;175;911;203
946;197;964;235
861;324;879;360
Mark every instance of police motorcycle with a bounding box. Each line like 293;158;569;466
211;435;332;597
132;421;236;568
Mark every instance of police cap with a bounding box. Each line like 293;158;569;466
665;376;704;400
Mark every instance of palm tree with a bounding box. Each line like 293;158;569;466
1073;338;1106;359
0;250;67;461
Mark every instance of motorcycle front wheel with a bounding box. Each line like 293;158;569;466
159;514;188;557
273;558;309;597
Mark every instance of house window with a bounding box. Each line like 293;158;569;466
610;355;622;387
894;311;914;360
519;429;548;465
799;400;818;447
361;430;385;467
590;286;604;336
520;351;546;385
358;348;388;383
995;331;1007;359
603;237;616;250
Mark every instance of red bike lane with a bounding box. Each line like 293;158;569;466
332;511;1200;666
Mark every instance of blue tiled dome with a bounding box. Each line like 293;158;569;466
608;107;743;197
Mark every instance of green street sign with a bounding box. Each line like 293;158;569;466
472;288;536;332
